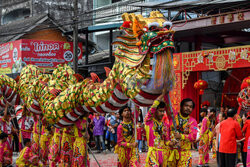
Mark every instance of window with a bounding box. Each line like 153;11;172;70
2;8;30;25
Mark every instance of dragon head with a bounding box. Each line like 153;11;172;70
113;11;176;92
121;11;175;55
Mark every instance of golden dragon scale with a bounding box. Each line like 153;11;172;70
0;11;176;127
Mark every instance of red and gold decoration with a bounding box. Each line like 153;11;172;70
180;45;250;89
194;80;208;95
237;76;250;111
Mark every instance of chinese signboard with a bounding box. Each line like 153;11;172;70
0;39;83;74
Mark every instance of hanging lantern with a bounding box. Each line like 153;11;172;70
201;100;210;108
194;79;208;95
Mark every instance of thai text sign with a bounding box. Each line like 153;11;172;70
0;39;83;74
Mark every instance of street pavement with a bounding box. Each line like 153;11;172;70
12;150;244;167
89;150;218;167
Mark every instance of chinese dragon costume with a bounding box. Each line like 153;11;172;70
0;11;176;128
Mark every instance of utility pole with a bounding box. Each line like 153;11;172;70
73;0;78;73
30;0;33;17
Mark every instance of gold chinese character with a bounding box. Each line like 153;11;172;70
238;13;244;20
219;16;225;24
211;17;216;24
227;14;234;22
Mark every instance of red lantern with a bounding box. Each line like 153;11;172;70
194;79;208;95
201;101;210;107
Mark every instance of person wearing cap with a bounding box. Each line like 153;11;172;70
219;108;244;167
114;105;139;167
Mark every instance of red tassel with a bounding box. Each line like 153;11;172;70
14;76;20;83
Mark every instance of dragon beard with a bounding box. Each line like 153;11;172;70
146;49;175;91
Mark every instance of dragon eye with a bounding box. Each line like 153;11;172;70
148;22;160;30
163;21;172;29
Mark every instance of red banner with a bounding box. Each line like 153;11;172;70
0;39;83;74
21;39;83;69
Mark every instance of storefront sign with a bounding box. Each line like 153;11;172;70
0;39;83;74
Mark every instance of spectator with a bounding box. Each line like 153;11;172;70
136;122;144;153
199;108;207;124
109;112;120;149
87;114;94;148
213;112;227;166
102;113;107;147
242;113;250;167
105;113;112;151
219;108;244;167
138;109;144;123
93;113;106;153
142;124;147;152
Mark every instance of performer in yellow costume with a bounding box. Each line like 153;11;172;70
144;90;174;167
59;127;75;167
198;108;213;167
72;116;89;167
115;105;139;167
16;139;41;167
48;127;62;167
168;98;198;167
40;124;53;166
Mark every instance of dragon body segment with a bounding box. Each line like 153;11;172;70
0;11;176;128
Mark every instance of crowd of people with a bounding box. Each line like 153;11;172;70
0;89;249;167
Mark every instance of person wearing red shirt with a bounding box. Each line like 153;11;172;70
136;122;144;153
219;108;244;167
242;113;250;167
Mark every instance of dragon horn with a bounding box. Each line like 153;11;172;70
104;67;111;77
73;74;84;82
90;73;101;83
14;76;20;83
122;13;130;22
155;11;164;18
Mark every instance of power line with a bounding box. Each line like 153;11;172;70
0;9;140;37
0;1;247;38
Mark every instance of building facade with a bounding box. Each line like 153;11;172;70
0;0;93;29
